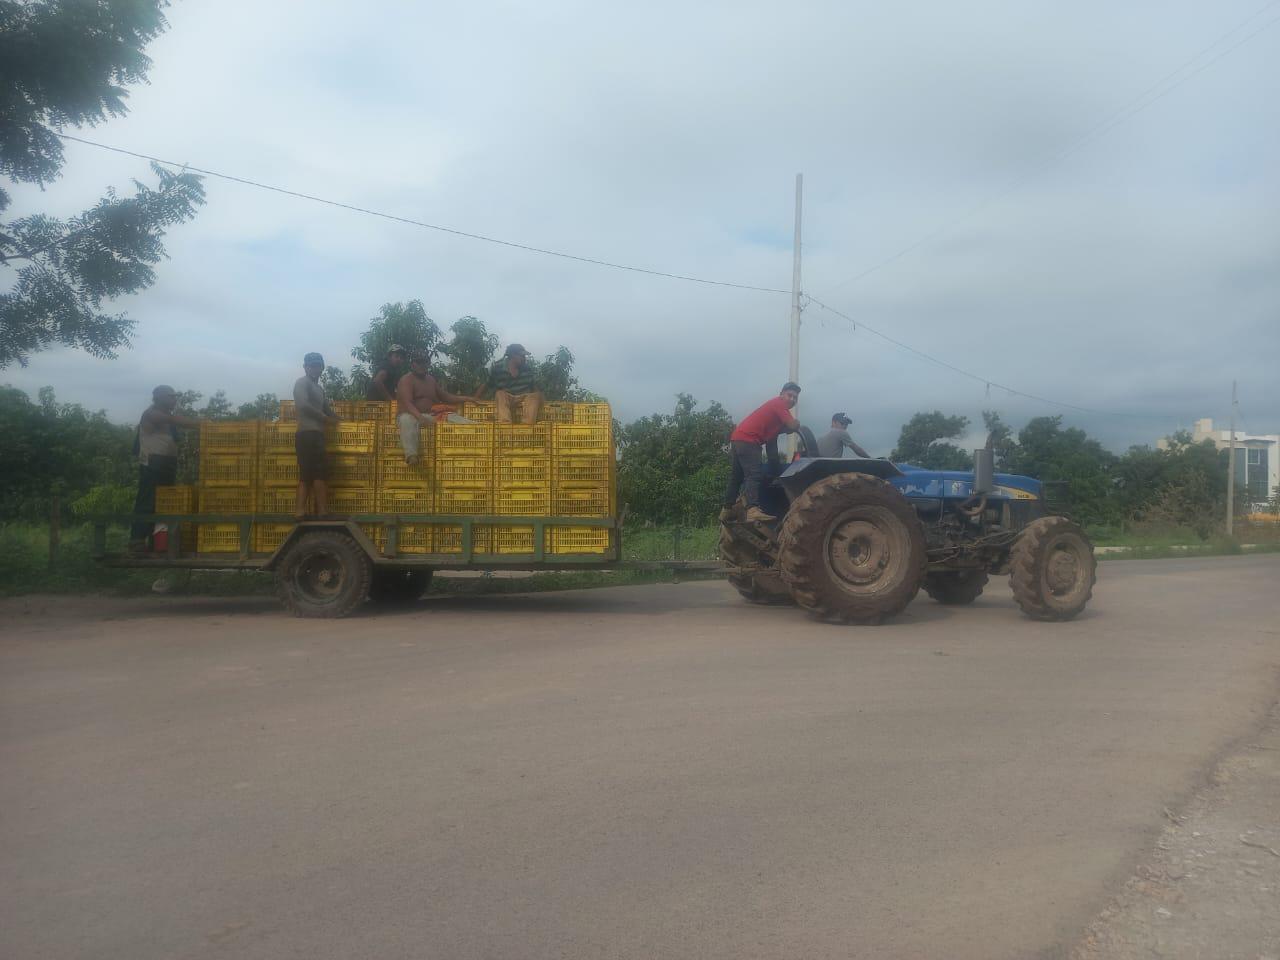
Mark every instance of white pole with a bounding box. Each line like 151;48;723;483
787;173;803;454
1226;380;1237;536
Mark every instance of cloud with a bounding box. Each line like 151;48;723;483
3;0;1277;458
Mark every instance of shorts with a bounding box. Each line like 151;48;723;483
295;429;328;483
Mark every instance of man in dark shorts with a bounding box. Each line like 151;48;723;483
366;346;407;402
721;382;801;523
474;343;543;423
293;352;339;517
129;384;202;553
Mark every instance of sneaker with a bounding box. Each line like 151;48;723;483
718;507;734;523
745;507;776;522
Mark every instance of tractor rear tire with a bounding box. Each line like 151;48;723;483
718;523;793;605
777;473;926;624
369;568;432;604
923;569;989;605
276;530;372;618
1009;516;1096;621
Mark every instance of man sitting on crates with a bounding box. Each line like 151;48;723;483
396;351;472;464
475;343;543;424
294;352;340;518
128;384;203;554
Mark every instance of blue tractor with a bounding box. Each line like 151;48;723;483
718;429;1097;624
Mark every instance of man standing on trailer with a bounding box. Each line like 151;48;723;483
396;352;472;464
816;412;871;458
293;352;339;518
475;343;543;424
128;385;202;553
721;382;802;523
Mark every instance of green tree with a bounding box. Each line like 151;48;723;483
236;392;280;421
0;0;206;367
981;410;1016;471
198;389;234;421
617;394;735;524
435;315;498;394
352;300;441;368
891;411;973;470
319;366;362;403
1009;416;1116;526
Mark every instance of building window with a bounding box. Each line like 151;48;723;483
1247;448;1262;465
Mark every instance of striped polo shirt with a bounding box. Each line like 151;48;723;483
485;360;537;395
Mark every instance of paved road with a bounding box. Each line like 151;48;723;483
2;556;1278;960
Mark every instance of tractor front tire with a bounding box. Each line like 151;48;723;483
1008;516;1096;621
276;530;372;618
777;473;926;624
718;523;793;605
369;568;433;604
923;569;989;605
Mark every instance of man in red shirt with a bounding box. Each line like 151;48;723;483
721;382;802;522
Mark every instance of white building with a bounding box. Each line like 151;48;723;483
1158;418;1278;509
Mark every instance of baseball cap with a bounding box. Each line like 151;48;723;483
504;343;529;358
833;412;852;426
303;352;324;366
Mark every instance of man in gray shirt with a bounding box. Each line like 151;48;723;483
816;412;871;458
293;352;339;517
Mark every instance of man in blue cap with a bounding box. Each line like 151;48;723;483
293;352;339;517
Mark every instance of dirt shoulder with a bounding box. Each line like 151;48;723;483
1072;697;1280;960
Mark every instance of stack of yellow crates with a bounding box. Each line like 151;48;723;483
154;484;198;554
196;422;259;552
186;400;614;556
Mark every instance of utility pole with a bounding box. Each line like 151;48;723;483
1226;380;1237;537
787;173;803;455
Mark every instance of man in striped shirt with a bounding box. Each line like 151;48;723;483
475;343;543;424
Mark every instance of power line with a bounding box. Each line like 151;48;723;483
53;132;791;296
804;294;1150;418
822;1;1280;295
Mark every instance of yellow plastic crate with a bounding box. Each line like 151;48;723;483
553;424;612;456
355;400;395;421
489;525;536;553
436;422;493;457
328;454;375;485
495;423;550;457
376;487;432;514
539;401;574;424
252;522;295;554
377;421;433;461
553;456;610;484
155;485;196;513
198;486;254;514
437;456;492;485
199;421;258;454
374;523;433;555
279;399;296;422
554;483;611;517
259;421;297;453
328;486;375;515
434;524;494;554
199;452;256;486
437;485;491;515
547;526;611;555
258;452;297;487
325;421;376;454
255;486;295;515
496;484;550;516
572;403;612;425
497;457;549;485
377;459;432;486
330;400;357;420
460;401;495;422
197;522;252;554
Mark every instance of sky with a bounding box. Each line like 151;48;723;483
4;0;1279;454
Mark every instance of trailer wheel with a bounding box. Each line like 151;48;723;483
923;570;989;605
1009;516;1096;621
276;530;372;618
777;473;925;624
369;568;433;604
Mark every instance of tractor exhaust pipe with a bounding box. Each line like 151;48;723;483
973;435;995;495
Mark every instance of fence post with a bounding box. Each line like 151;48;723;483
48;494;61;572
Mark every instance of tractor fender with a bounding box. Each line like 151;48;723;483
777;457;904;502
262;520;382;571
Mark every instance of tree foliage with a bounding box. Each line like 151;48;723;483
891;411;973;470
1;0;206;367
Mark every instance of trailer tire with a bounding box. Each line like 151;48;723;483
369;568;432;604
923;569;989;605
276;530;372;618
1009;516;1096;621
777;473;925;624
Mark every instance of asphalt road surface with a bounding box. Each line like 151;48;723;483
3;555;1279;960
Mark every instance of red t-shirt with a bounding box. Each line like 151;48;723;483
730;396;794;445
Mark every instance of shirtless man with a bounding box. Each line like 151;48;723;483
395;352;471;464
129;385;202;552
